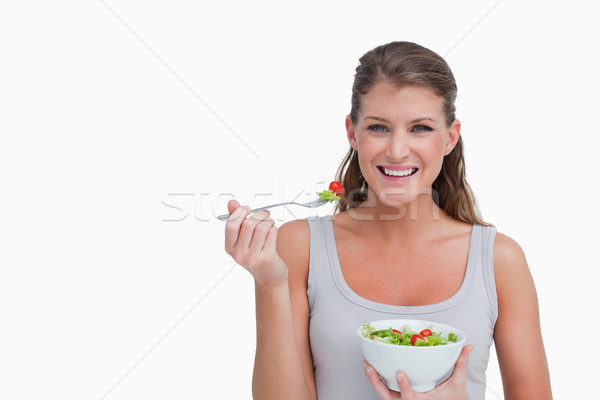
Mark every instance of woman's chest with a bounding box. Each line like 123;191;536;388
334;234;470;306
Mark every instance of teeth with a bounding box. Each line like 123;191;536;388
382;167;415;177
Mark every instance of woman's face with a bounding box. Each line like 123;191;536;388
346;82;460;208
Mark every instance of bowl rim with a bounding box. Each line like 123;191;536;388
357;318;467;349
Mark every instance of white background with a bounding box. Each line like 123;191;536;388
1;1;598;399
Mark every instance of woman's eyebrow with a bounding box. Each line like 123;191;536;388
410;117;437;124
365;116;391;123
365;116;437;124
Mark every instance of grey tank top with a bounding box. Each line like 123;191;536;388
306;214;498;400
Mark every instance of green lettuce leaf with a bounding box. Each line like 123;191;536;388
316;190;341;202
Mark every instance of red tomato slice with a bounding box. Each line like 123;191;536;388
411;334;425;346
328;181;344;196
420;329;432;337
391;329;403;340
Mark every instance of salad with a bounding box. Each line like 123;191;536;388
361;323;458;346
317;181;344;202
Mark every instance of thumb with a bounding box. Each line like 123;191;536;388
395;371;416;399
452;344;474;382
227;199;241;214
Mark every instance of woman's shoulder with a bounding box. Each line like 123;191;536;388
491;231;534;296
277;217;310;242
493;231;527;268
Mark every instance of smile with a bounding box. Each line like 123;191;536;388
377;166;418;177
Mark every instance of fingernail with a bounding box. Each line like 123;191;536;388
366;366;372;376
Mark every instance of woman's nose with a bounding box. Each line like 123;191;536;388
385;132;411;159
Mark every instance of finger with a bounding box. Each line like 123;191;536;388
227;199;240;214
226;201;244;223
262;225;278;254
224;205;251;252
235;209;271;251
248;209;270;221
451;344;474;383
248;218;275;253
362;360;392;400
395;372;416;400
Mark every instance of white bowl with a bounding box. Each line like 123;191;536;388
357;319;466;392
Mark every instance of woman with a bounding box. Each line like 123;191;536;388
224;41;552;399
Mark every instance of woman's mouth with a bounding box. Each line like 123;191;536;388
377;166;419;180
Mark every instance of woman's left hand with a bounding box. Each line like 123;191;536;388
363;345;474;400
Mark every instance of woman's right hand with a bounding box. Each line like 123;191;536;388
363;345;474;400
224;200;288;287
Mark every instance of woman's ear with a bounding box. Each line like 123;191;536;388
346;115;358;150
444;119;461;155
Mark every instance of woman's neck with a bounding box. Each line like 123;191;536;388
344;191;452;243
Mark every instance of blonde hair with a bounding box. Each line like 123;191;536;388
333;41;491;226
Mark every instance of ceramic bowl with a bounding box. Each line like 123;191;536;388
358;319;467;392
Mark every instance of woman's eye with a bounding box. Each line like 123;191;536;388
413;125;433;133
368;124;388;133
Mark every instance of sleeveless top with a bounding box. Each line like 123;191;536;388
305;214;498;400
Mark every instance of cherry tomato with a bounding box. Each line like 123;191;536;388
328;181;344;196
420;329;432;337
411;334;425;346
392;329;403;340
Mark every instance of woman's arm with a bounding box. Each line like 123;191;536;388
252;281;314;399
252;219;317;399
493;233;552;399
223;200;315;400
276;219;318;399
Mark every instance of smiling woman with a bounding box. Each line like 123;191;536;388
336;45;488;228
344;82;460;217
223;41;552;400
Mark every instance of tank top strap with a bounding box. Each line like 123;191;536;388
471;224;499;323
306;215;339;310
